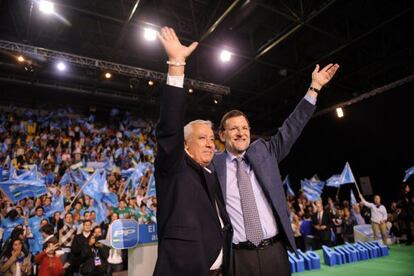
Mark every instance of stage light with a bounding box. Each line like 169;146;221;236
56;61;66;71
143;28;157;41
188;88;193;93
104;72;112;79
17;55;25;62
220;50;232;62
213;94;222;104
148;80;154;86
39;0;55;14
336;107;344;118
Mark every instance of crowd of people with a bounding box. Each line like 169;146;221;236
0;106;158;275
287;183;414;252
0;103;413;276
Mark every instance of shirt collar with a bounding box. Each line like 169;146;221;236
226;150;246;163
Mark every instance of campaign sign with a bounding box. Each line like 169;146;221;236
139;224;158;244
111;219;139;249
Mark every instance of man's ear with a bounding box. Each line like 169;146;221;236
219;130;225;143
184;140;189;151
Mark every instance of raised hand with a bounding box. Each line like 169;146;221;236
311;63;340;89
157;27;198;62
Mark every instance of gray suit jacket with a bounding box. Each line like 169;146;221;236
213;98;316;250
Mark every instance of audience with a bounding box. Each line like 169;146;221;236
0;104;413;276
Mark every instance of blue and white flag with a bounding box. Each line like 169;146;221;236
350;190;358;205
339;162;357;184
146;174;156;197
282;175;295;197
301;179;324;201
403;166;414;182
326;174;341;188
44;194;64;217
0;165;47;202
102;192;119;208
83;170;105;202
59;171;72;186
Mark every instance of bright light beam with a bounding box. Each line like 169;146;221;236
39;0;55;14
143;28;157;41
56;61;66;72
220;50;232;62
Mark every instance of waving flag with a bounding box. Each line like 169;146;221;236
146;173;156;197
282;175;295;197
326;174;341;188
59;171;72;186
339;162;356;184
0;165;47;203
403;166;414;182
44;194;64;217
102;192;119;207
82;170;105;201
301;179;325;201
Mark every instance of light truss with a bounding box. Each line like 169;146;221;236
0;40;230;95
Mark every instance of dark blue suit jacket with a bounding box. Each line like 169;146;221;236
213;98;316;250
154;85;232;276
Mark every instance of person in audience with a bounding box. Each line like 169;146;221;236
300;212;315;251
35;237;64;276
291;214;304;251
342;208;356;243
0;238;32;276
360;194;389;245
332;208;344;245
351;204;366;225
79;227;109;276
312;200;332;248
58;212;76;266
70;219;92;274
399;184;413;245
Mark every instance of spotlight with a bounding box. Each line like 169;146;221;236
39;0;55;14
17;55;25;62
104;72;112;79
213;95;222;104
220;50;232;62
129;78;139;89
56;61;66;71
148;80;154;86
143;28;157;41
188;88;193;93
336;107;344;118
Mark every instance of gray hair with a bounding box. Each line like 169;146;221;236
184;120;213;142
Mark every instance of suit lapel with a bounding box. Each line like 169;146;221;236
245;151;271;195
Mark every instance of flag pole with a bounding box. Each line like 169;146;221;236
66;170;96;214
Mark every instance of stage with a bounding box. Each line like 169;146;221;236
293;245;414;275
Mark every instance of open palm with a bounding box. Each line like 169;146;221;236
157;27;198;61
312;63;340;88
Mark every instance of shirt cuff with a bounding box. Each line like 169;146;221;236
167;75;184;88
304;91;317;105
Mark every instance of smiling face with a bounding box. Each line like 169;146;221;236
184;123;215;167
219;115;251;156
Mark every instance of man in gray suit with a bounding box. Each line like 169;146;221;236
213;63;339;276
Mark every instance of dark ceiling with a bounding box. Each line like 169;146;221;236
0;0;413;134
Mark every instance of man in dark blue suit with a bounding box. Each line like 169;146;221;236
154;27;232;276
213;63;339;276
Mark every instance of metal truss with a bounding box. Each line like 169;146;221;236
0;40;230;95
